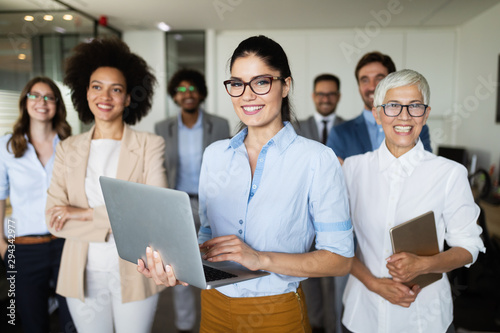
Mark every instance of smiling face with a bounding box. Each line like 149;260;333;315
312;80;340;116
373;85;430;158
358;62;389;110
173;80;202;114
229;54;291;132
86;66;130;125
26;82;57;124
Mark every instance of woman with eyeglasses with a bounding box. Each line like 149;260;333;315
0;77;73;332
45;38;166;333
341;69;485;333
138;35;354;332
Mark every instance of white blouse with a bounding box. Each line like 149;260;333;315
85;139;121;272
342;139;485;333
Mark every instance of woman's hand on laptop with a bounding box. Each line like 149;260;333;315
137;246;188;287
200;235;265;271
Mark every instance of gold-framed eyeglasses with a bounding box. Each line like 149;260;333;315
26;92;58;103
223;75;285;97
378;103;428;117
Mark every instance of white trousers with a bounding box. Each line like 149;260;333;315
66;270;159;333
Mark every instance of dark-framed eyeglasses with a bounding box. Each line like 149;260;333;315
26;92;58;103
176;86;196;93
223;75;285;97
314;92;339;99
378;103;428;117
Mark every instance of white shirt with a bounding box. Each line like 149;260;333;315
342;139;485;333
0;134;59;236
313;111;336;139
85;139;121;272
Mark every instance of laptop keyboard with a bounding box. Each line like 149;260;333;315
203;265;238;282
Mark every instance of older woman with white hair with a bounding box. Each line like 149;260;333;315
341;69;485;333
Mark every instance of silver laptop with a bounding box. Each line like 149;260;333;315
99;176;269;289
389;211;442;288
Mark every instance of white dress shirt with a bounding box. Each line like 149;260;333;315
342;139;485;333
313;112;336;139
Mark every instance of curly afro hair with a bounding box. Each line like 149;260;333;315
167;69;207;102
64;37;157;125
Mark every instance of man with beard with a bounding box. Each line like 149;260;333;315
297;74;344;144
154;68;229;333
326;52;432;162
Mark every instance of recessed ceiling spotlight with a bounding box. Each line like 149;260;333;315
157;22;171;32
44;15;54;21
63;14;73;21
18;54;27;60
24;16;34;22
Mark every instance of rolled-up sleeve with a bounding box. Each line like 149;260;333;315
309;148;354;257
443;165;486;267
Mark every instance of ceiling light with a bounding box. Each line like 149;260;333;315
18;54;26;60
54;26;66;34
24;16;34;22
63;14;73;21
44;15;54;21
157;22;171;32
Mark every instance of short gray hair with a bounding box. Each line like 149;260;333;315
373;69;430;108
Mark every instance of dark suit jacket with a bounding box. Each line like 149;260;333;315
154;111;230;189
296;115;345;142
326;112;432;160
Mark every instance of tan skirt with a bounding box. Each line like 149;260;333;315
200;284;311;333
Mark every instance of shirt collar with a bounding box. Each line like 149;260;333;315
362;109;376;126
313;112;336;123
228;122;297;154
177;108;203;129
377;138;425;177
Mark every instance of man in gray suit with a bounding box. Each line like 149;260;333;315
297;73;344;333
154;69;229;333
297;74;344;144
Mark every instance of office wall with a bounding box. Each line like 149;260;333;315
123;30;167;134
212;28;457;152
456;2;500;171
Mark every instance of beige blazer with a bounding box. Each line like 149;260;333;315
46;125;166;303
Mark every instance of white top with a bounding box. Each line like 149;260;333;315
0;134;59;237
342;139;485;333
313;111;336;138
85;139;121;272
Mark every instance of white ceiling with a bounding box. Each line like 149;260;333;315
2;0;500;32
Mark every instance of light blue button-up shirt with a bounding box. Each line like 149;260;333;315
198;122;354;298
176;111;203;194
0;134;60;237
363;109;384;150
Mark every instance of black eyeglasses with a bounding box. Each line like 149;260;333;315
314;92;339;99
26;92;58;103
223;75;285;97
378;103;428;117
